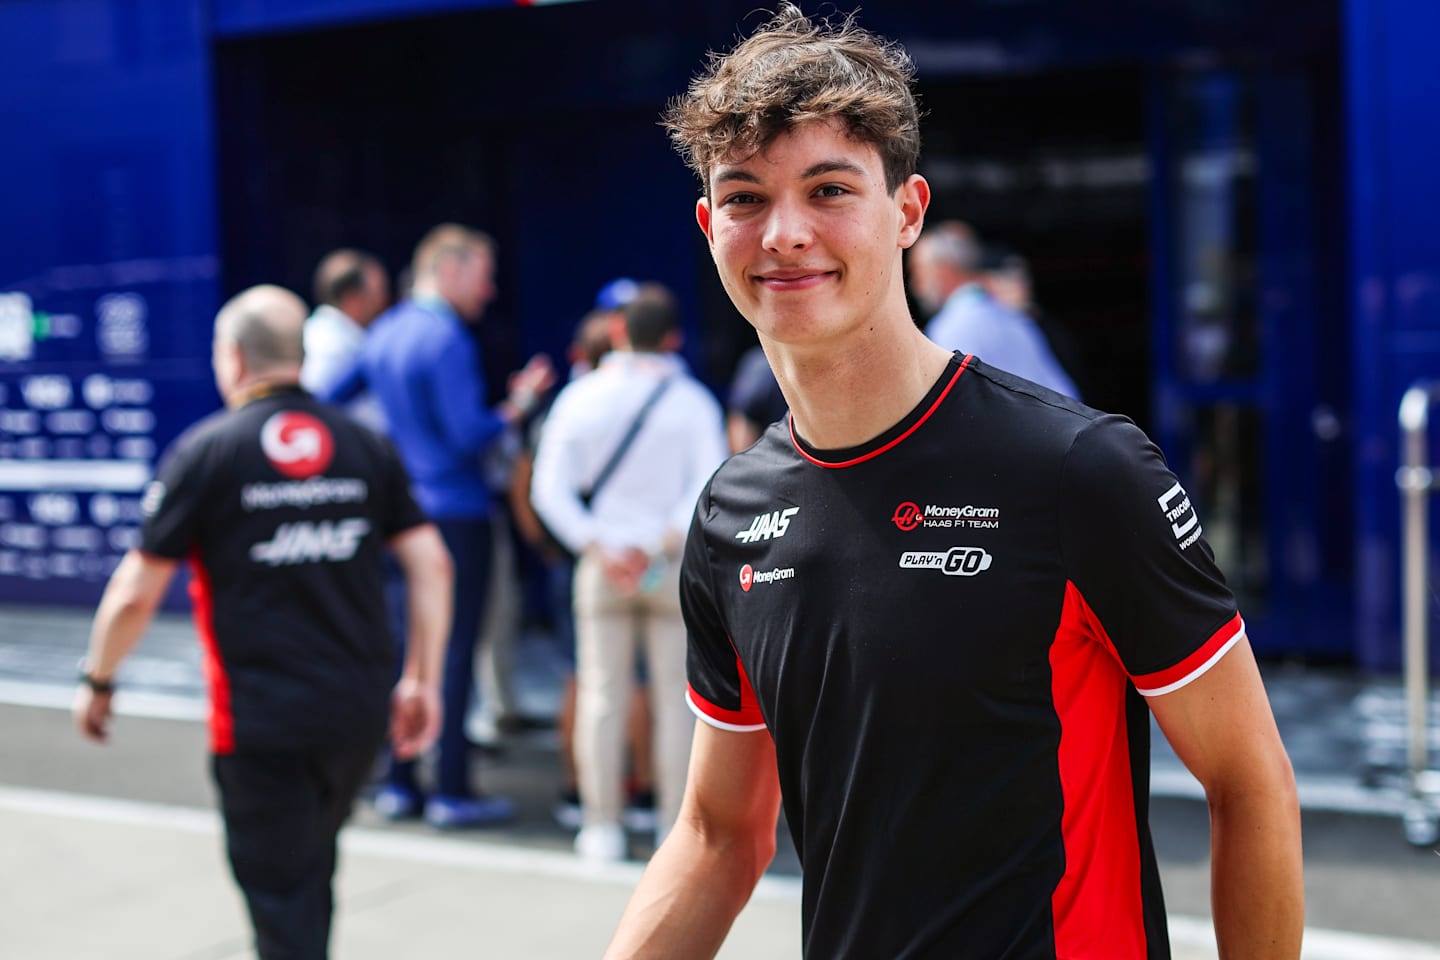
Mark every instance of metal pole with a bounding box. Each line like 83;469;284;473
1397;384;1438;845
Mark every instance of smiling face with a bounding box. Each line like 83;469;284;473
696;120;928;350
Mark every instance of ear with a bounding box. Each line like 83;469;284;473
696;196;715;247
896;174;931;250
662;328;684;354
607;312;629;349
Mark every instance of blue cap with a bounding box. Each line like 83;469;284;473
595;277;640;311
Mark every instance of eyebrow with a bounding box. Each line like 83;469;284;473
800;159;867;180
712;158;869;188
713;168;761;186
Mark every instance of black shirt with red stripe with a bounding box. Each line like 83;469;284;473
681;353;1242;959
140;386;425;754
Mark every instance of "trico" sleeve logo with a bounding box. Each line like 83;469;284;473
1156;482;1202;550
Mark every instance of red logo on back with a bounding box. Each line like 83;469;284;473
260;411;334;479
739;564;754;592
892;501;924;531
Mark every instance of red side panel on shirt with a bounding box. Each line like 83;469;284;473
1049;581;1148;958
188;553;234;755
687;649;766;729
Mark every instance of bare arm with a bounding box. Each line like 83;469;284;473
1148;637;1304;959
387;522;453;759
508;450;544;547
74;549;178;741
604;722;783;959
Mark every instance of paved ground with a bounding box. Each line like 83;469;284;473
4;603;1440;958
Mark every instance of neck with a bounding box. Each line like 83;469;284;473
226;373;300;409
410;283;449;308
767;320;953;451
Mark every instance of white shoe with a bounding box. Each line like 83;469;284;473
574;822;627;863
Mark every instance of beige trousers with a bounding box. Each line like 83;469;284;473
572;551;694;837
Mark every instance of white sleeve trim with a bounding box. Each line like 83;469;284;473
1135;619;1246;697
686;689;768;732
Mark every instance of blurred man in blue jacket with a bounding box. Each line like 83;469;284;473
909;220;1080;400
325;223;553;828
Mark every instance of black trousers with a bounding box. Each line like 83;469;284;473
211;741;379;960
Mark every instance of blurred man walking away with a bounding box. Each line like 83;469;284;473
909;220;1081;399
323;224;554;828
75;284;451;960
531;284;728;862
300;248;390;430
605;6;1302;958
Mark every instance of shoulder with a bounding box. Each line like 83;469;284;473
534;373;601;441
670;373;723;411
548;370;602;412
705;421;789;502
960;358;1094;428
1059;413;1165;487
151;406;239;494
170;406;240;459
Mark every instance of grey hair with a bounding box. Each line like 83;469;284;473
215;285;306;371
918;222;982;273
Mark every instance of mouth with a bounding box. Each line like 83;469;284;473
754;269;837;290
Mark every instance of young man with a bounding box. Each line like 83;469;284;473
604;6;1303;959
75;285;451;960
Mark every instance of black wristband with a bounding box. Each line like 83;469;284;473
80;671;116;694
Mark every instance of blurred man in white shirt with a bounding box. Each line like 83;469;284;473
531;283;728;862
301;248;390;430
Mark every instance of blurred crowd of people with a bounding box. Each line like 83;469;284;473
65;201;1091;960
99;210;1079;881
286;216;1084;862
296;225;736;864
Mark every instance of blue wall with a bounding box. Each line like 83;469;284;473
1346;0;1440;670
0;0;219;604
212;0;521;37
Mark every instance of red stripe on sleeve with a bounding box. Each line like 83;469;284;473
1131;612;1245;696
188;554;234;755
686;652;766;731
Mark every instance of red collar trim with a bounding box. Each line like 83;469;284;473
789;353;972;469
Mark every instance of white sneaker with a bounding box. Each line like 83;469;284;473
574;822;627;863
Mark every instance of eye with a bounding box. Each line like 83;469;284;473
814;184;850;199
720;192;761;207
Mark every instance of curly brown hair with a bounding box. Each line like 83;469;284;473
661;4;921;194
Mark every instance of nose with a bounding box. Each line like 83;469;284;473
761;195;814;254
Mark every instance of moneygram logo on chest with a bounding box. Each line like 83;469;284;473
738;563;795;593
890;501;1000;531
261;411;334;479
